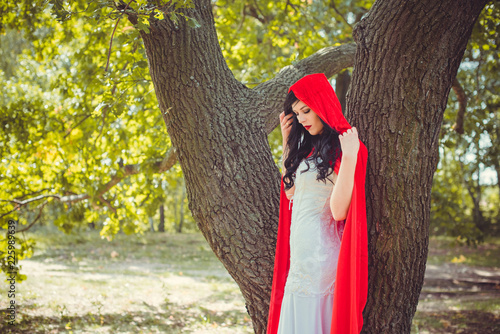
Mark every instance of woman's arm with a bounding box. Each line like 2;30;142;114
283;144;295;199
280;111;295;199
330;127;360;221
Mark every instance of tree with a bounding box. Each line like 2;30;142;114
140;0;490;331
430;4;500;243
0;0;493;333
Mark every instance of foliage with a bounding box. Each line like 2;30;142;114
0;227;252;333
431;2;499;244
214;0;370;85
0;1;197;279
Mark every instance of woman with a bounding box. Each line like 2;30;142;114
267;73;368;334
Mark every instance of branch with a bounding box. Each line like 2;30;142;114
105;0;135;72
64;113;92;138
246;0;269;24
17;200;49;233
1;208;20;219
98;195;117;214
1;194;66;206
14;188;51;201
1;148;178;211
451;77;467;135
254;43;357;134
236;3;247;33
96;147;177;197
329;0;353;29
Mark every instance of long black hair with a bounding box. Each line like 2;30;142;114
283;90;341;191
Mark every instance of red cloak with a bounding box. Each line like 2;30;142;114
267;73;368;334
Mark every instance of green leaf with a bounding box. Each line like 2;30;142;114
135;22;150;34
187;17;201;29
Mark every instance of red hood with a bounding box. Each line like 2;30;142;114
289;73;351;134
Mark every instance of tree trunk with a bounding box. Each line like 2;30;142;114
148;216;155;232
464;143;488;235
158;204;165;232
335;69;351;114
135;0;487;332
347;0;487;332
491;120;500;201
138;2;280;330
177;183;186;233
136;1;354;331
173;188;178;230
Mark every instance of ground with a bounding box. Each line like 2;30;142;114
0;227;499;333
413;238;500;333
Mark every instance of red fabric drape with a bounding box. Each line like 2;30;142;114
267;73;368;334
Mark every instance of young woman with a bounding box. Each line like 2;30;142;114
267;73;368;334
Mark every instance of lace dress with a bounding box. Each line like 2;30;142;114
277;158;344;334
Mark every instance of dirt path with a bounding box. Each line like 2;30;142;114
1;232;499;333
414;249;500;333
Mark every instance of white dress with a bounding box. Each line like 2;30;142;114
277;158;344;334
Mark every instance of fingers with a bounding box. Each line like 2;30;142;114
339;127;358;138
280;112;294;128
339;127;360;157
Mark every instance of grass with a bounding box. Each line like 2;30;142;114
29;227;223;273
1;227;499;333
412;310;500;334
426;236;500;268
0;226;252;333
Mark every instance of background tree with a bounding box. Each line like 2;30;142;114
431;5;499;244
0;0;497;333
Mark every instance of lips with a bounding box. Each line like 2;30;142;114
304;125;311;130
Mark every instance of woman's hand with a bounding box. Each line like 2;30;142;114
339;127;360;159
280;111;294;145
331;127;360;221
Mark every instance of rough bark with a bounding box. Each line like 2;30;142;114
346;0;488;332
137;1;353;331
140;6;279;330
336;69;351;114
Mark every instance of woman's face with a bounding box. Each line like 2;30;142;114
292;99;324;136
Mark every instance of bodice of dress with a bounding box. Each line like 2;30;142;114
284;158;344;297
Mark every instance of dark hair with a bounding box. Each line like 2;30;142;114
283;91;341;191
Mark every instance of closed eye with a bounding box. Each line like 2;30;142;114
294;109;310;116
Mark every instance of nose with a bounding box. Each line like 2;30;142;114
297;113;305;124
